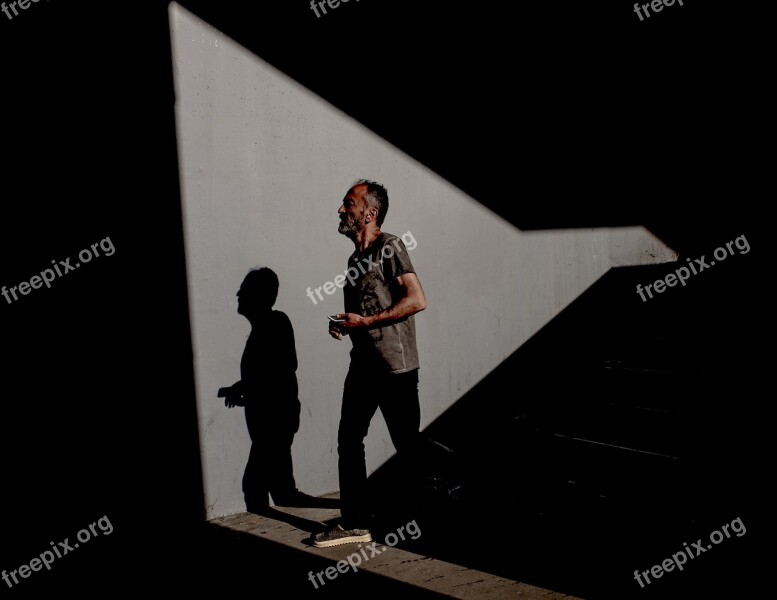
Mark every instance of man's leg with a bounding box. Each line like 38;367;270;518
267;428;299;504
338;367;380;529
268;399;302;503
378;369;424;490
243;403;270;512
379;369;421;453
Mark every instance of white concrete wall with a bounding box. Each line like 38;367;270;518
169;3;676;519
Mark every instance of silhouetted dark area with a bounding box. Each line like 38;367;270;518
0;0;766;596
368;224;765;599
1;1;204;594
174;0;766;229
223;268;338;512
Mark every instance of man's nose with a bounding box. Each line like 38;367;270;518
338;205;345;214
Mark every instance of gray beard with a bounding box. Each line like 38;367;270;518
338;217;362;237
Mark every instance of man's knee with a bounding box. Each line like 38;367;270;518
391;430;421;454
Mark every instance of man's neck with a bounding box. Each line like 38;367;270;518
246;308;273;327
352;227;382;253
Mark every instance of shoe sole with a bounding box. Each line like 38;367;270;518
313;532;372;548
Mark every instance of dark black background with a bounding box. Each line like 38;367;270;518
0;0;768;597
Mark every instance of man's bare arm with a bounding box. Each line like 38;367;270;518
334;272;426;334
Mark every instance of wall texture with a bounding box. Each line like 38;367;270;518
169;3;676;519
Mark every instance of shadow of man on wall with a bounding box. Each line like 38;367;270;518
220;267;337;513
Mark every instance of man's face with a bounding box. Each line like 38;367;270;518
236;280;261;316
338;185;369;238
236;283;251;316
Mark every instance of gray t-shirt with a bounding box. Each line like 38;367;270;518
343;232;419;374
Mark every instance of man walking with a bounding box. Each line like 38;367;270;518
313;180;427;548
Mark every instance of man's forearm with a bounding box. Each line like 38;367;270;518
363;294;425;327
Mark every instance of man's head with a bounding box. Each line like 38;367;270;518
338;179;389;238
237;267;279;319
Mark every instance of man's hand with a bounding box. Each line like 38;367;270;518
328;318;343;340
328;313;366;340
219;381;246;408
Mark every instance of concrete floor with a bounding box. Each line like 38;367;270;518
207;498;582;599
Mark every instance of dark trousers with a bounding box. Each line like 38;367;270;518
243;401;299;510
338;366;421;528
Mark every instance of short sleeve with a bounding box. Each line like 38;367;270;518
381;235;415;282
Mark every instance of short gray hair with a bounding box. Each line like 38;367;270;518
355;179;389;227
